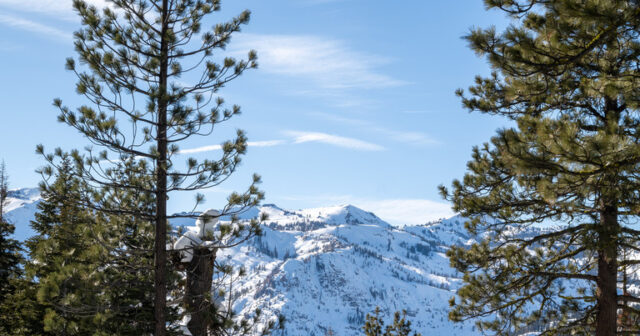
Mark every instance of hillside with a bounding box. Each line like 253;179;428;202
5;188;481;335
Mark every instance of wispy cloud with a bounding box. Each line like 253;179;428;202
311;112;439;146
0;0;108;20
0;13;70;41
178;131;383;155
285;130;385;151
233;34;406;90
178;140;286;155
247;140;287;148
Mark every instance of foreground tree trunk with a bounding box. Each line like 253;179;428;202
596;204;618;336
186;247;217;336
155;0;169;334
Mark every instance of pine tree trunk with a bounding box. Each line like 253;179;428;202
0;162;7;223
595;204;618;336
186;247;217;336
154;0;169;334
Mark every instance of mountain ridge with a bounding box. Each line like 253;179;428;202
3;188;481;335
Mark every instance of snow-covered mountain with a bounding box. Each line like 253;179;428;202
4;188;481;335
203;205;479;336
4;188;41;241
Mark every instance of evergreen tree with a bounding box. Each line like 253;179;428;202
0;162;20;303
363;307;384;336
30;157;183;335
0;277;50;336
91;158;181;335
440;1;640;335
0;162;32;335
40;0;264;334
27;157;107;335
363;307;421;336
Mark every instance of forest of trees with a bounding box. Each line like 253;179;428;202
1;0;640;335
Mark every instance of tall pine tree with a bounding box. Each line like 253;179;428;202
27;157;108;335
440;1;640;335
0;161;19;303
40;0;265;334
30;156;183;335
0;162;33;335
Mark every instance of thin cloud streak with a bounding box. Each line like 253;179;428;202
0;13;70;41
285;130;385;151
178;131;384;155
233;34;406;90
178;140;286;155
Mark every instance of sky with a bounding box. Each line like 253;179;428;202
0;0;514;226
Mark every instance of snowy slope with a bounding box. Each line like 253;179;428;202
3;187;41;241
174;205;480;335
5;188;481;335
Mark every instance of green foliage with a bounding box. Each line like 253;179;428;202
94;159;183;335
39;0;268;334
0;219;21;303
363;307;422;336
27;157;183;335
0;161;50;336
26;157;104;335
0;277;50;336
441;0;640;335
0;219;31;335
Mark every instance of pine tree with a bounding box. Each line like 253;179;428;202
0;162;20;302
0;277;50;336
27;157;107;335
0;162;32;335
30;157;183;335
363;307;384;336
40;0;264;334
363;307;421;336
384;310;421;336
440;1;640;335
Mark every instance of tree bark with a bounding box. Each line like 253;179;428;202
0;161;7;223
186;247;217;336
154;0;169;334
595;204;618;336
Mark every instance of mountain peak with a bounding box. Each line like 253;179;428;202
298;204;391;227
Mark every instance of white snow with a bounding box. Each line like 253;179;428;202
6;187;574;336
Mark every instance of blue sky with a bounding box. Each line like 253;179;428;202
0;0;513;225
